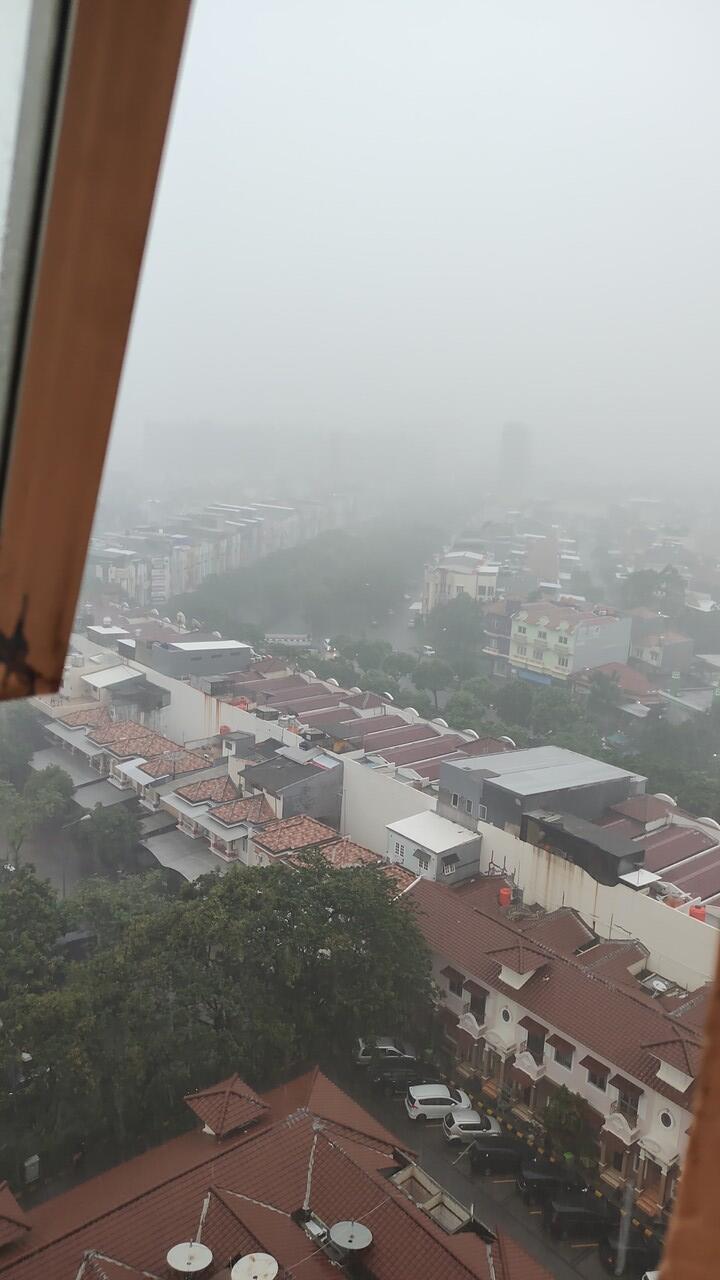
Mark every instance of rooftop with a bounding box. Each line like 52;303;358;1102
252;815;339;854
445;745;643;795
169;639;252;652
387;810;480;853
0;1069;544;1280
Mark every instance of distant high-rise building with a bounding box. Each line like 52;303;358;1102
499;421;531;495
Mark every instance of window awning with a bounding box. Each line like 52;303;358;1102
519;1015;547;1036
580;1054;609;1076
610;1073;643;1099
442;853;460;866
547;1034;574;1056
463;979;487;999
441;966;463;983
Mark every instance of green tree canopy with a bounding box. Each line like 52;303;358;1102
413;658;455;709
75;804;141;878
0;703;37;785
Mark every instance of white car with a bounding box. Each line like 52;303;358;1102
354;1037;416;1067
404;1083;471;1122
442;1108;502;1143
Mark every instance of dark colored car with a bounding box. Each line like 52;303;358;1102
542;1193;618;1241
598;1225;664;1277
369;1063;433;1095
469;1134;524;1177
516;1157;588;1206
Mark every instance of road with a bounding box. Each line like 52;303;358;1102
332;1066;609;1280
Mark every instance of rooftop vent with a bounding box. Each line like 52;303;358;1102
349;686;362;694
432;717;448;728
654;792;677;806
166;1241;213;1273
231;1254;279;1280
326;678;339;686
464;729;479;740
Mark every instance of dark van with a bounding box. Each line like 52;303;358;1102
469;1134;524;1177
516;1157;587;1206
542;1192;617;1241
597;1225;664;1277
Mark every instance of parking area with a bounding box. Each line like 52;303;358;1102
332;1065;612;1280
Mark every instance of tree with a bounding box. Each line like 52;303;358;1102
382;651;418;680
312;657;357;687
395;688;434;717
620;566;685;616
0;704;37;785
359;670;400;702
543;1085;598;1163
351;640;393;672
23;766;75;827
0;781;29;869
75;804;141;877
0;866;65;1002
495;680;535;727
413;658;455;709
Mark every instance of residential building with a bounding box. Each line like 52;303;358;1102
232;749;343;827
410;875;700;1219
129;637;254;679
630;629;694;676
509;603;631;685
422;552;499;616
386;810;483;883
570;661;661;721
438;746;645;835
482;598;522;677
0;1067;550;1280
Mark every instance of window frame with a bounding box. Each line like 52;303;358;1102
0;0;190;699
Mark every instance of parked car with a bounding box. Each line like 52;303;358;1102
469;1133;525;1177
405;1083;471;1122
516;1157;588;1206
598;1225;664;1277
370;1063;435;1095
354;1037;416;1066
422;645;435;657
542;1192;618;1242
442;1109;502;1143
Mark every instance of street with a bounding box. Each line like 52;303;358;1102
332;1065;610;1280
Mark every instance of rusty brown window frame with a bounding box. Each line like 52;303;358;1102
0;0;190;699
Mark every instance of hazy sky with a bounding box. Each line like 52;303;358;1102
108;0;720;479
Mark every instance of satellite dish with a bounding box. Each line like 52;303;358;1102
498;735;516;748
382;692;395;702
654;793;677;806
212;631;222;640
404;707;419;717
166;1242;213;1273
464;729;479;740
231;1255;279;1280
432;717;448;728
305;670;317;679
697;817;720;830
327;678;339;687
329;1221;373;1253
349;687;362;695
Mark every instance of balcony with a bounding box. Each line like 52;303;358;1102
457;1009;486;1040
514;1041;546;1083
602;1099;640;1144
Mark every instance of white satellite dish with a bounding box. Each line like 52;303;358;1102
349;686;362;694
654;792;677;806
166;1241;213;1273
231;1253;279;1280
329;1221;373;1253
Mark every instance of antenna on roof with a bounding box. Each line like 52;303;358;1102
231;1254;279;1280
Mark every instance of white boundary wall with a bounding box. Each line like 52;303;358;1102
478;820;718;989
341;757;436;855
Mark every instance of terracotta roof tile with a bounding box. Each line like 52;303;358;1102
612;794;678;824
0;1182;30;1249
184;1074;269;1137
209;795;275;827
175;777;238;805
644;1037;702;1079
138;749;213;780
408;878;703;1105
286;837;379;869
253;815;338;855
520;908;596;955
0;1070;547;1280
58;706;114;729
487;943;547;975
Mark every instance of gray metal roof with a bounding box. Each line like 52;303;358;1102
447;746;643;795
30;746;98;787
143;829;228;881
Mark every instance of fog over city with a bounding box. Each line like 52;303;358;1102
104;0;720;500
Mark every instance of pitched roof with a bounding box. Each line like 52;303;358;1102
252;815;338;854
408;878;703;1105
58;706;114;729
137;748;213;780
487;943;547;975
575;662;659;697
175;776;238;805
0;1182;30;1249
612;794;677;824
184;1074;269;1137
208;795;275;827
0;1070;547;1280
644;1037;702;1079
520;908;596;955
286;837;380;869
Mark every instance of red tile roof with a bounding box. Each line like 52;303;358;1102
575;662;659;697
487;943;547;975
209;795;275;827
612;794;677;824
575;939;649;982
252;815;338;854
0;1182;30;1249
286;837;380;869
58;706;114;729
407;878;703;1105
137;749;213;780
175;776;238;805
184;1074;269;1137
520;908;596;955
644;1036;702;1078
0;1069;547;1280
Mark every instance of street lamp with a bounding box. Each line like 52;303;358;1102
60;813;91;899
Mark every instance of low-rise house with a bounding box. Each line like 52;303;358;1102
482;598;522;677
409;876;701;1220
190;794;276;862
233;750;342;827
0;1067;550;1280
386;811;483;883
630;630;694;675
249;814;340;866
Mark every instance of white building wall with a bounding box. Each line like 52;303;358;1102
341;757;436;855
476;820;718;989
